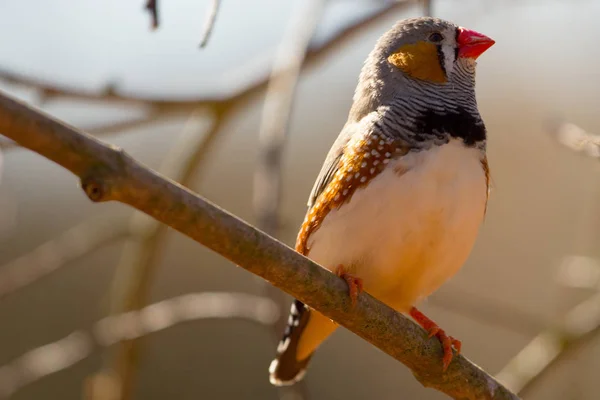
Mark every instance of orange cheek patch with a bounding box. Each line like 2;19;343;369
387;41;447;84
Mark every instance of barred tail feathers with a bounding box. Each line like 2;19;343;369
269;300;338;386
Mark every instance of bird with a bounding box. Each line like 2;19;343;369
269;17;495;386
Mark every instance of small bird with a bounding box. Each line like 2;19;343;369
269;17;495;385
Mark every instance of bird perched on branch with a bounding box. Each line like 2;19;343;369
269;17;494;385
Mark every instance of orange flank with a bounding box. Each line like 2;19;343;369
295;133;409;256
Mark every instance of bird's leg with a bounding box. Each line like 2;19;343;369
409;307;461;371
334;264;363;306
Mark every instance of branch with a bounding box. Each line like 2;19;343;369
253;1;324;398
0;292;278;399
86;111;165;136
0;1;413;109
0;91;519;400
199;0;222;48
0;214;128;300
428;289;547;336
422;0;433;16
94;107;228;400
496;292;600;396
547;119;600;159
145;0;159;30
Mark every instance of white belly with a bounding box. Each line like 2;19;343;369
307;139;487;312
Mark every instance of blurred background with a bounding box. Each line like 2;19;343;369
1;0;600;399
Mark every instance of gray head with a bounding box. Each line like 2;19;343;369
350;17;495;122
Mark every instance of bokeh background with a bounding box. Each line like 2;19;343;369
1;0;600;399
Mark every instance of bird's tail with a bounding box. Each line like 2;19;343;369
269;299;338;386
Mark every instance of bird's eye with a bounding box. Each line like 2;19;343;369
429;32;444;43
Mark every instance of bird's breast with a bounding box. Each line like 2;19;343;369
306;138;487;311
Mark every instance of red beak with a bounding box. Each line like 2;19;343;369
457;27;495;59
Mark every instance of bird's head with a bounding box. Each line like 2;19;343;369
351;17;494;120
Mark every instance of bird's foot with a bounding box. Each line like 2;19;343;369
409;307;461;371
334;264;363;306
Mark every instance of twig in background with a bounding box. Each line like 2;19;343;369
422;0;433;16
0;139;17;151
89;106;229;400
0;2;412;110
0;1;409;154
497;292;600;396
199;0;222;48
0;292;278;400
547;119;600;159
556;255;600;290
253;0;324;398
0;214;129;300
145;0;159;30
0;90;520;400
428;288;547;336
86;111;166;136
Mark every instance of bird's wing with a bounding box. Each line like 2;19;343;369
306;126;353;209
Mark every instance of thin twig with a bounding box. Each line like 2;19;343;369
428;289;547;336
86;111;165;136
0;90;520;400
145;0;159;30
0;292;278;399
0;1;412;109
422;0;432;16
547;119;600;159
497;292;600;396
91;107;229;400
0;139;17;151
0;214;129;300
253;1;324;398
199;0;222;48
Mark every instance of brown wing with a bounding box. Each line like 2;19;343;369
481;155;491;215
296;132;409;255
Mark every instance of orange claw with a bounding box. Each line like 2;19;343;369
409;307;461;371
335;264;363;306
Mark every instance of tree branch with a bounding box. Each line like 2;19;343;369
497;291;600;396
422;0;433;16
93;107;229;400
0;90;519;400
199;0;222;48
0;292;278;399
0;1;412;109
0;214;128;300
145;0;159;30
253;1;324;398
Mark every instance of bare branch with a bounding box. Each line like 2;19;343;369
86;111;165;136
0;68;149;106
0;90;519;400
428;289;547;336
497;292;600;396
199;0;222;48
0;1;412;109
0;292;278;399
254;0;323;241
145;0;159;30
253;1;324;398
422;0;433;16
0;214;129;300
0;139;17;151
556;255;600;290
94;107;228;400
547;119;600;159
